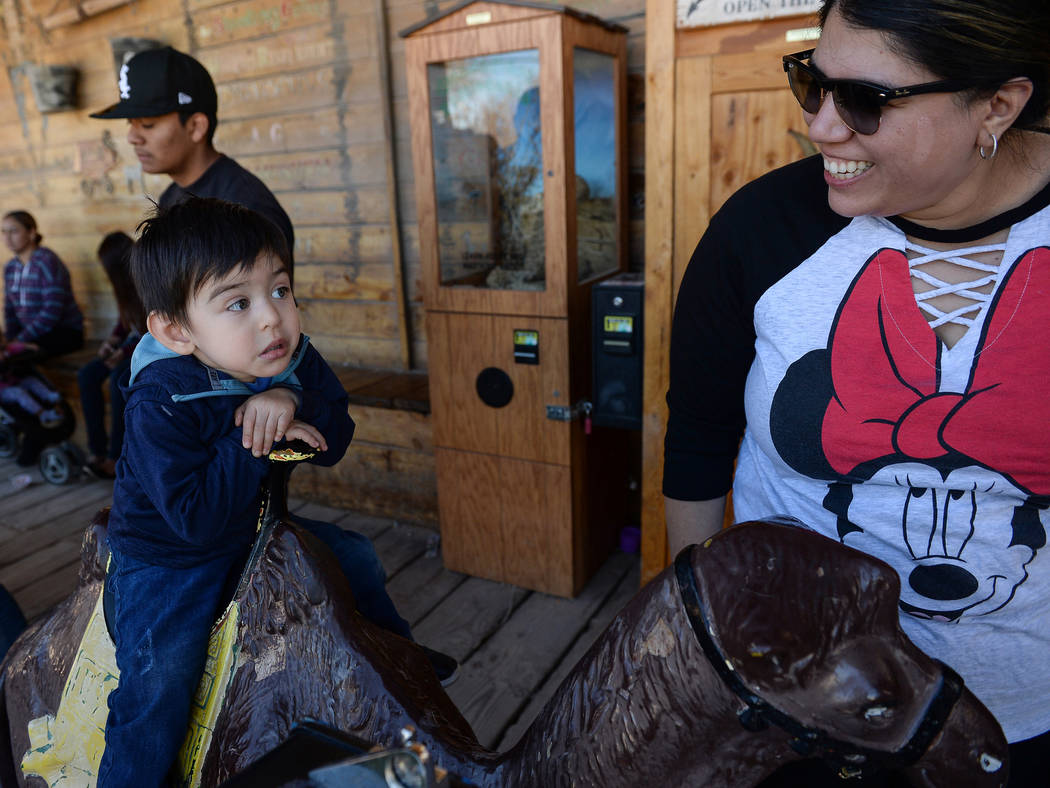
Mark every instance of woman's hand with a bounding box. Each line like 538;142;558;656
102;346;125;369
3;340;38;358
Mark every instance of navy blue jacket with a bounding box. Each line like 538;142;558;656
109;334;353;567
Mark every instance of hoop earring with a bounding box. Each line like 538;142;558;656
979;133;998;161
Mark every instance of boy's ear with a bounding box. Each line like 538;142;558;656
147;311;197;356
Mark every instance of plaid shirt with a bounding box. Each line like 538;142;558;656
3;247;83;343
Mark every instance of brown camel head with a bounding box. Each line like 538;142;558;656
687;520;1009;786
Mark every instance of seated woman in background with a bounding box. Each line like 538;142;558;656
78;232;145;479
2;210;84;358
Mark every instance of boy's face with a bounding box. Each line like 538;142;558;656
181;253;299;382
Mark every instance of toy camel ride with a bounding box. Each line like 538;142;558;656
0;447;1009;787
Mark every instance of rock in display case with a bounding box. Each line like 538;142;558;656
404;1;629;596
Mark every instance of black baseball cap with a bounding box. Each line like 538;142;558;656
90;46;217;119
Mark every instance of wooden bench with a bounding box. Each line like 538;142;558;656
289;366;437;526
41;350;438;526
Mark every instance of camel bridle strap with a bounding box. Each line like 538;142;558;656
674;546;964;780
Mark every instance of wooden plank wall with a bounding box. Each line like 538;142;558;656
0;0;646;364
640;0;815;581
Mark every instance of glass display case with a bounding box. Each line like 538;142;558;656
573;48;618;284
428;49;546;290
404;2;629;597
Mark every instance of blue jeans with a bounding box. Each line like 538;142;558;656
291;515;412;640
77;356;131;460
97;547;240;788
98;519;410;786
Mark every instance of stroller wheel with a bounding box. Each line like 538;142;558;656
62;441;87;468
39;446;73;485
0;423;18;459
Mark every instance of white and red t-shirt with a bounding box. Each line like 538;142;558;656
665;154;1050;742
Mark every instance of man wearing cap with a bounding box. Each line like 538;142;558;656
92;46;295;279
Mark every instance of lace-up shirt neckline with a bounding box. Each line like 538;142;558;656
905;231;1009;348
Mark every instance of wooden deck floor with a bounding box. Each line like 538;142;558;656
0;457;640;751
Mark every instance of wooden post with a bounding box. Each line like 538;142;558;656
374;0;413;370
640;0;676;584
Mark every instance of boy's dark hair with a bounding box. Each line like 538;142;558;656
131;197;291;326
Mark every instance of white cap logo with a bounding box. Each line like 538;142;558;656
178;92;193;105
118;63;131;99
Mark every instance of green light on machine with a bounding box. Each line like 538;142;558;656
603;315;633;333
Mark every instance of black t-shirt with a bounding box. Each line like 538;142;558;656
159;154;295;272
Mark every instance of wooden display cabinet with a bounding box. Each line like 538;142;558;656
404;1;629;596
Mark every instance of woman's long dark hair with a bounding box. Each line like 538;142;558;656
820;0;1050;134
97;231;146;335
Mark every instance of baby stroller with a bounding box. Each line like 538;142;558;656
0;347;84;484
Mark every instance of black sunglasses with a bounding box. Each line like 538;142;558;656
782;49;971;135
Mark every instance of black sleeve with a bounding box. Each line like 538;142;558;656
663;204;754;500
662;155;847;500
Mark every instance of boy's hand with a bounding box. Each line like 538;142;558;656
283;420;328;453
235;388;301;457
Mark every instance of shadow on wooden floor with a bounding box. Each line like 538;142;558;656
0;459;640;751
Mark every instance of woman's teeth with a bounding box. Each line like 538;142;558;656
824;158;873;179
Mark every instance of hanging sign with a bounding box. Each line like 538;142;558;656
677;0;820;29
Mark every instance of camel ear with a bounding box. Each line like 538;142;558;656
147;310;196;356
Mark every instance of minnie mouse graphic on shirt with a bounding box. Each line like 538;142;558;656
769;245;1050;623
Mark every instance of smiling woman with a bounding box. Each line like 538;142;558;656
662;0;1050;785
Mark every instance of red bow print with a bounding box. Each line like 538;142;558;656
821;247;1050;496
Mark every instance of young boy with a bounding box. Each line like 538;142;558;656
100;198;452;786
